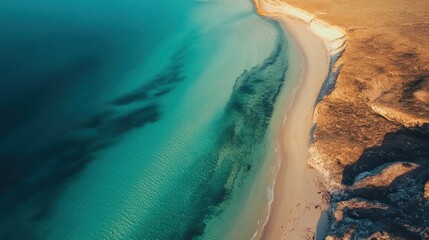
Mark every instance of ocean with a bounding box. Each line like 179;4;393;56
0;0;296;239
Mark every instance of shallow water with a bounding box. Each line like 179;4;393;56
0;0;295;239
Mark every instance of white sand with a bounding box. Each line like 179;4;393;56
253;0;346;239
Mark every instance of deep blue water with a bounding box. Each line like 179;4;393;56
0;0;291;239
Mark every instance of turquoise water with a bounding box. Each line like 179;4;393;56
0;0;293;239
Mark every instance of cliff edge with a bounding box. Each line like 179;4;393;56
283;0;429;239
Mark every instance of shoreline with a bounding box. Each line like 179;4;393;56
253;0;346;239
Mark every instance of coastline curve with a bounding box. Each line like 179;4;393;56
252;0;347;239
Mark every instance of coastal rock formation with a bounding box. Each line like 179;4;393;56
350;162;419;189
282;0;429;239
326;127;429;239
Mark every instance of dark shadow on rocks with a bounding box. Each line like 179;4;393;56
315;49;345;105
316;210;329;240
325;126;429;239
342;126;429;186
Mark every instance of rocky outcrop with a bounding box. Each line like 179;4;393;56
281;0;429;239
260;1;429;238
324;127;429;239
350;162;419;189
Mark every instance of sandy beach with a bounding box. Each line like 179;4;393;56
253;0;346;239
268;0;429;239
255;0;429;238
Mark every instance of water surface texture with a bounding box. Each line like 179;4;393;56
0;0;292;239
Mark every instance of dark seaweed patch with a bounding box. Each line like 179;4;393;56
0;103;162;219
112;45;187;106
99;105;160;136
0;43;189;239
0;103;162;239
111;68;185;106
112;90;149;105
143;24;290;240
81;110;114;129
